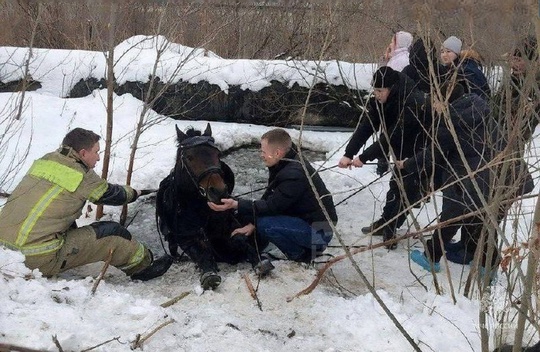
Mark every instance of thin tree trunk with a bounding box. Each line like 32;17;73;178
513;194;540;352
15;3;42;121
96;2;117;220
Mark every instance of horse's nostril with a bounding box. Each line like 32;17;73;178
207;187;225;204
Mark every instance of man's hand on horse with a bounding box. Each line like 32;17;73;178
208;198;238;211
231;223;255;237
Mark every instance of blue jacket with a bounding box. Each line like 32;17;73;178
456;58;491;100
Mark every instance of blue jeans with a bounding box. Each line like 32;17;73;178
256;216;332;261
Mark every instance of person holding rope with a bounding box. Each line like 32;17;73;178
338;66;431;249
208;128;338;273
0;128;172;281
401;82;496;274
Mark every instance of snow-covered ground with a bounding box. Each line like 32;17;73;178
1;36;539;351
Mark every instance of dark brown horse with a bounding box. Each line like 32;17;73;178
156;123;262;290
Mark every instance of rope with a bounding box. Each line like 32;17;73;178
335;170;390;207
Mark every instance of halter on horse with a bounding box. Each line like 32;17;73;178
174;124;231;204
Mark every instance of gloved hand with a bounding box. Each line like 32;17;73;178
133;189;157;202
376;159;389;176
139;189;158;196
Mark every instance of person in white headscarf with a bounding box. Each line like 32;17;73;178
382;31;414;72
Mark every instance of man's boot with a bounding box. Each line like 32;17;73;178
131;255;173;281
361;219;385;236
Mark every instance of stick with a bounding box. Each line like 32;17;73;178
131;318;175;349
288;209;490;302
160;292;190;308
52;335;64;352
0;343;46;352
91;249;114;295
243;273;263;311
80;337;120;352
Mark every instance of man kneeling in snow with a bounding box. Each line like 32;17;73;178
208;128;338;274
0;128;172;281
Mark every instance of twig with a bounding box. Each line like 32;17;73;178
160;291;190;308
131;318;175;350
288;210;488;301
0;343;46;352
243;273;263;311
52;335;64;352
80;337;121;352
91;249;114;295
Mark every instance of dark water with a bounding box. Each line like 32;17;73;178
221;146;326;198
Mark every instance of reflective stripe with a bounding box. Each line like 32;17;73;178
88;182;108;203
0;237;64;256
118;243;146;271
16;185;63;247
29;159;83;192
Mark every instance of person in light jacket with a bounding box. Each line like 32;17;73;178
0;128;172;281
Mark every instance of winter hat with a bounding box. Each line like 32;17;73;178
395;31;413;49
442;36;462;55
372;66;400;88
513;36;538;61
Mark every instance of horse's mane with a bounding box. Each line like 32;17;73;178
185;127;202;136
177;126;203;147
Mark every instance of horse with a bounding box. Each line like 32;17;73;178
155;123;263;290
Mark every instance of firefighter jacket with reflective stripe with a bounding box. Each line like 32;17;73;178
0;146;137;256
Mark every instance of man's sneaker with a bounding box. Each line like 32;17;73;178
130;255;173;281
200;271;222;290
444;240;465;253
446;248;474;265
254;258;275;277
361;220;384;236
410;250;440;272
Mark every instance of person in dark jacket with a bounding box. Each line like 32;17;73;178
403;36;448;93
403;83;496;272
440;35;491;100
209;128;338;271
445;36;537;265
338;66;431;248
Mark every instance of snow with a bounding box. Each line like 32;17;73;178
0;36;538;352
0;35;374;97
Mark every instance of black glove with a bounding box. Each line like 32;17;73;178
376;159;389;176
139;189;158;196
132;189;157;202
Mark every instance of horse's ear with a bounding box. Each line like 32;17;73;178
203;123;212;137
176;125;187;143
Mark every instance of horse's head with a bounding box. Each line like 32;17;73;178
175;123;230;203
